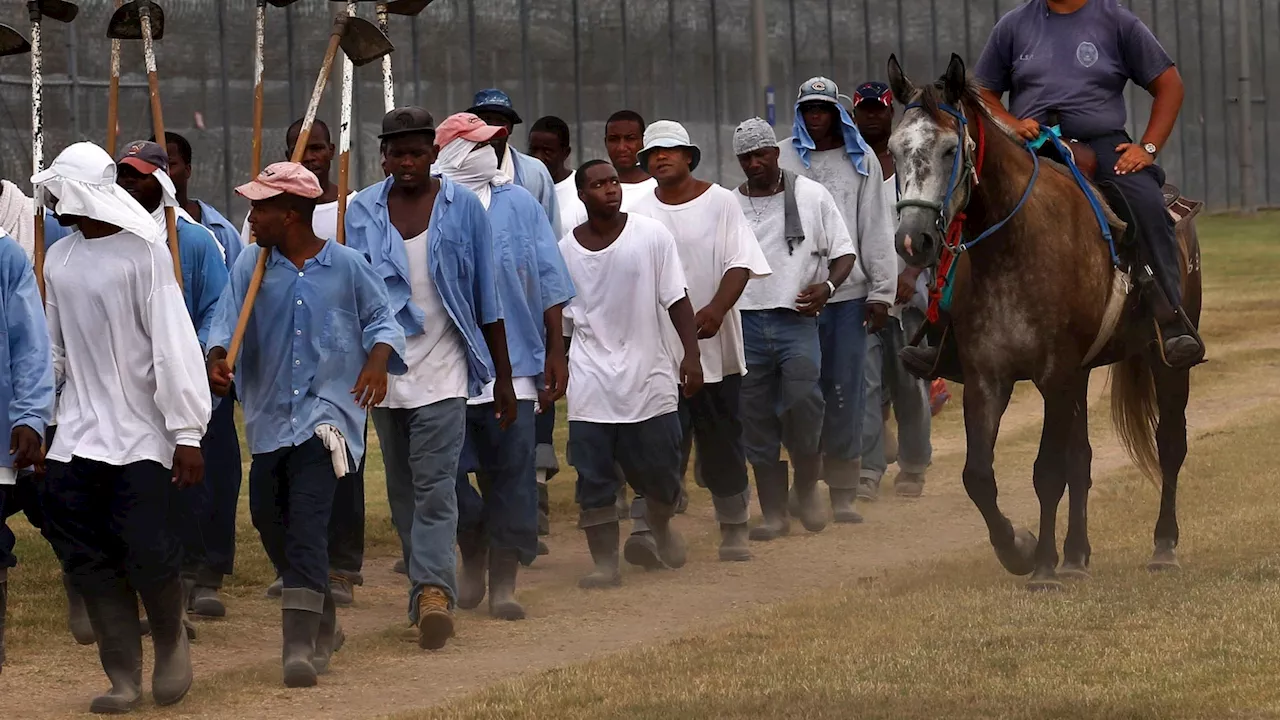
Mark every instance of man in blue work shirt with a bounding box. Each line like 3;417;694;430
0;228;55;678
156;131;243;270
468;89;561;234
113;141;232;624
344;108;515;651
206;161;406;688
431;112;575;622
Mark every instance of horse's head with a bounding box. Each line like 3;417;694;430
887;53;977;269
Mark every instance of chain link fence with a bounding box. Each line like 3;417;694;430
2;0;1276;223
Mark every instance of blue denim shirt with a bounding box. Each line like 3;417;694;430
196;200;245;270
486;183;575;380
344;175;501;397
206;239;407;465
0;232;53;467
512;148;561;236
45;211;228;349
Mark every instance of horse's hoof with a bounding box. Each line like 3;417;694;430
1058;562;1092;581
994;528;1037;576
1026;575;1064;593
1147;548;1180;572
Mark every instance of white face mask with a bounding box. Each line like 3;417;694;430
433;139;510;209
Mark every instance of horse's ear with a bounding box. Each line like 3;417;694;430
887;54;915;105
943;53;967;105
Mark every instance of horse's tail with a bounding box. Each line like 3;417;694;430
1109;354;1161;487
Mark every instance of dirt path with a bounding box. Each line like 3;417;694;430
2;334;1274;719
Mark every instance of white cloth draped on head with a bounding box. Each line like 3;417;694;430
431;138;511;210
31;141;161;243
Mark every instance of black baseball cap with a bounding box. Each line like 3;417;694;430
854;81;893;108
378;106;436;140
116;139;169;174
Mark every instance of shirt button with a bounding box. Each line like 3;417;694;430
296;299;303;306
295;329;302;336
291;417;297;424
293;389;300;395
298;271;304;277
295;359;301;366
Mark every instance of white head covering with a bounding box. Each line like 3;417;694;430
432;138;512;210
32;142;160;243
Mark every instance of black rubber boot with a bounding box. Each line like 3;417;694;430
456;529;488;610
138;576;193;707
487;548;525;620
900;345;941;380
312;594;343;675
749;461;791;542
0;576;7;675
83;579;143;714
578;522;622;589
1137;263;1205;369
644;499;687;569
63;572;97;645
281;609;321;688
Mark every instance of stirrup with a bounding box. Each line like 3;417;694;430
1154;315;1205;370
900;321;960;382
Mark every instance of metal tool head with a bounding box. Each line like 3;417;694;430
31;0;80;23
266;0;303;6
337;15;393;66
106;0;165;41
0;24;31;57
384;0;435;16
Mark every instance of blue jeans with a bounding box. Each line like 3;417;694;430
248;437;340;595
818;298;869;468
861;309;932;483
740;309;825;466
371;398;466;621
177;392;242;587
569;413;683;527
456;400;538;565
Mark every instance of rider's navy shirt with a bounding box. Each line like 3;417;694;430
974;0;1173;140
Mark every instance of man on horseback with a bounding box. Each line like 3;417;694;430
903;0;1203;372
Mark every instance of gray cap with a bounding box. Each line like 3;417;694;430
732;117;777;156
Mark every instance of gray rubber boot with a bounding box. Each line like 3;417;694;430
718;523;752;561
487;548;525;620
623;496;664;570
793;454;829;532
265;576;283;599
826;457;865;524
749;462;791;542
281;586;324;688
139;576;193;707
63;572;97;645
83;579;143;714
189;585;226;618
312;594;343;675
456;529;488;610
644;499;687;569
578;521;622;589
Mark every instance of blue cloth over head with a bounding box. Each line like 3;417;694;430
791;99;873;177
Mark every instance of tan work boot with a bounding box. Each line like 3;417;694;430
416;587;454;650
894;471;926;498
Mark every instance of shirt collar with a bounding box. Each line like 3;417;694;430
268;237;335;269
373;174;456;209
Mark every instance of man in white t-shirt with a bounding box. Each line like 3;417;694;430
731;118;857;543
630;121;771;563
852;81;932;501
605;110;660;210
561;160;703;587
777;77;897;523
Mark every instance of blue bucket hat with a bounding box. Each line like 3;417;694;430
467;88;522;125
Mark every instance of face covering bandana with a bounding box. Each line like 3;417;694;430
32;142;161;243
432;138;511;210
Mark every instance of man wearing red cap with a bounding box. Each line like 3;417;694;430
206;161;406;687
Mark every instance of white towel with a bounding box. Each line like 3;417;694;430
0;180;36;263
314;424;350;478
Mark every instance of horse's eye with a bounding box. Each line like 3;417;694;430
942;146;957;158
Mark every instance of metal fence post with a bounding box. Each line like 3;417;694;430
752;0;769;119
218;0;234;214
1237;0;1256;214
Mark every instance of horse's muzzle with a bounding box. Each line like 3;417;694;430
895;211;942;269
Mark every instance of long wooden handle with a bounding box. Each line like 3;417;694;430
225;23;346;370
106;0;122;155
140;8;183;292
31;14;45;300
377;4;393;113
250;2;266;177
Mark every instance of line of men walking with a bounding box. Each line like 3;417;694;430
0;75;938;712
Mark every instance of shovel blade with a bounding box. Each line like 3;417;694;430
34;0;80;24
106;0;166;41
266;0;303;7
384;0;435;16
339;16;394;67
0;24;31;57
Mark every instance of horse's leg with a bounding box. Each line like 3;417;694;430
1148;361;1189;571
1059;373;1094;580
961;375;1033;575
1024;374;1088;591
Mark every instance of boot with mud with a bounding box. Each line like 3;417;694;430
312;594;343;675
894;470;926;498
456;529;488;610
280;609;320;688
578;520;622;589
415;586;454;650
139;576;193;706
83;580;144;713
63;572;97;645
825;456;864;524
793;454;829;532
749;461;791;542
487;547;525;620
718;523;751;561
644;498;687;569
328;573;355;607
623;497;665;570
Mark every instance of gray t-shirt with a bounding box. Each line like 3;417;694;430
973;0;1173;140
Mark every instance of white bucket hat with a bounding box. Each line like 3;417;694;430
638;120;701;172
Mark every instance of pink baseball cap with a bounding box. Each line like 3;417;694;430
235;161;323;201
434;112;508;148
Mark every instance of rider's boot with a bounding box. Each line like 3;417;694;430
1136;263;1204;369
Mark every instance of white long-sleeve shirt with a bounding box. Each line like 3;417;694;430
45;229;211;469
777;141;897;306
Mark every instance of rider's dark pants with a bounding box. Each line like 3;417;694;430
1083;132;1182;305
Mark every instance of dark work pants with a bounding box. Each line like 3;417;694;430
41;458;181;598
1084;132;1181;305
456;400;538;565
678;375;750;500
177;393;242;587
570;413;683;524
327;422;367;583
1;476;49;571
249;437;341;595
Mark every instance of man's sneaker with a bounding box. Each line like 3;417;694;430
894;471;926;498
416;587;454;650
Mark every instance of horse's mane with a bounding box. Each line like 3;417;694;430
910;75;1017;141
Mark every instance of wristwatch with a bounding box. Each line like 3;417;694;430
1142;142;1158;157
